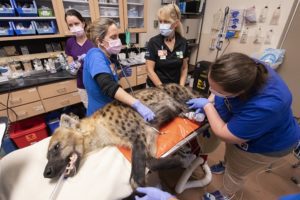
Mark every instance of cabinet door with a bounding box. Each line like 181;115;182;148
94;0;125;33
2;101;45;122
56;0;97;35
8;88;40;107
124;0;147;33
37;80;77;99
42;92;81;112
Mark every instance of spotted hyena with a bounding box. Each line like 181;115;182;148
43;83;202;187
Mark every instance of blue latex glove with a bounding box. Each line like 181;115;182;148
119;66;132;78
77;54;86;62
135;187;175;200
132;100;155;122
69;61;81;75
186;98;209;114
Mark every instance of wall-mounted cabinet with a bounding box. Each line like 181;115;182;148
0;0;65;41
124;0;147;33
57;0;97;35
93;0;147;33
94;0;125;32
0;0;147;41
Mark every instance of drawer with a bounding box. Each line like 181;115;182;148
42;92;81;112
0;93;8;110
1;101;45;122
136;65;147;75
119;67;137;89
136;74;147;85
38;80;77;99
8;88;40;107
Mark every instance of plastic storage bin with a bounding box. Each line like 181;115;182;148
0;21;14;36
0;0;15;16
38;7;53;17
45;111;61;135
100;7;119;17
9;116;48;148
12;21;36;35
33;20;56;34
12;0;38;17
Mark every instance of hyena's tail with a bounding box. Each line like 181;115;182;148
130;138;147;187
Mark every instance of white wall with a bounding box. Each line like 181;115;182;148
197;0;295;62
139;1;161;47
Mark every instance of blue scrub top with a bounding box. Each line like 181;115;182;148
83;48;119;116
214;65;300;153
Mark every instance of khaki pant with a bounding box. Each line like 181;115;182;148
221;144;283;197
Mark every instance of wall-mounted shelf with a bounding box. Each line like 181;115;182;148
0;17;56;20
99;2;119;6
62;0;89;4
100;16;120;18
127;3;144;6
128;16;144;18
0;51;64;64
0;34;64;42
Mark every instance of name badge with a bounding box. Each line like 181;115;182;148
176;51;183;58
158;50;167;60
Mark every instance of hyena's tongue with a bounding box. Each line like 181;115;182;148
64;153;78;177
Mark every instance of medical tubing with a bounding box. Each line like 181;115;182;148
117;55;134;96
49;173;66;200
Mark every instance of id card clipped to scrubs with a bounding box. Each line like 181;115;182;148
158;45;167;60
176;51;183;58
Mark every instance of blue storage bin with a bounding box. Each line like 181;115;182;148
0;0;15;16
12;21;36;35
33;20;56;35
2;135;18;155
45;111;61;135
0;21;14;36
12;0;37;17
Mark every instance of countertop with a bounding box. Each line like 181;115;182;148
0;70;76;94
0;62;146;94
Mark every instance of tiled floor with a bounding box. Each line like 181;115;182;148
154;142;300;200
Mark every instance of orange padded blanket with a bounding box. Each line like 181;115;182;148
118;117;200;161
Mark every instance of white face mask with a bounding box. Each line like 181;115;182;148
70;26;85;37
159;23;173;37
105;38;122;55
209;87;238;98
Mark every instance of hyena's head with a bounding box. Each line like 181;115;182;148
43;114;83;179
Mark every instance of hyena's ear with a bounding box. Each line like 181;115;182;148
60;114;80;129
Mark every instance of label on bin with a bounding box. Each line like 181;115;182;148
25;133;37;142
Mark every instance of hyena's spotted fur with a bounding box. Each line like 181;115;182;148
44;83;202;188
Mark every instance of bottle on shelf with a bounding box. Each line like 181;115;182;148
259;6;268;23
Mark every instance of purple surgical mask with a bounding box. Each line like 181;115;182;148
105;38;122;55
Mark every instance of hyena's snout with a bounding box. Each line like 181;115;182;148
43;160;68;178
44;152;81;178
